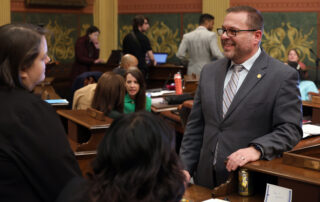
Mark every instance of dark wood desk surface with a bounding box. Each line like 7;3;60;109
57;110;112;129
57;110;112;152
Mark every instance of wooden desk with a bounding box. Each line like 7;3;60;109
148;64;186;88
182;137;320;202
57;110;112;152
303;101;320;123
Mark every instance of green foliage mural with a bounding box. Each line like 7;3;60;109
11;12;93;64
262;12;317;67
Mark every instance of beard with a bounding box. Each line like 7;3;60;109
222;39;253;63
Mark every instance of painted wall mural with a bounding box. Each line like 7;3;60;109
118;13;200;63
262;12;317;67
11;12;318;69
11;12;93;64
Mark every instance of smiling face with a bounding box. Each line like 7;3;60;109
125;73;140;99
221;12;262;64
20;36;50;91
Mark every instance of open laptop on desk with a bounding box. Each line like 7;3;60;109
153;52;168;65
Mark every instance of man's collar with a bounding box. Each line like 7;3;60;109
231;48;261;71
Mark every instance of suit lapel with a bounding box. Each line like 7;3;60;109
223;51;269;119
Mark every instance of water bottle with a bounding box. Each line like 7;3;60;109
174;72;183;95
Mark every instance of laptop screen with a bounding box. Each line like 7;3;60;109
153;53;168;64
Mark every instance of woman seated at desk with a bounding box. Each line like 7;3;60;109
91;72;125;119
286;48;319;101
56;112;186;202
124;67;151;113
0;23;81;202
73;72;126;119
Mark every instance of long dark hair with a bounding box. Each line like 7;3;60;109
89;112;185;202
91;72;125;115
124;67;146;112
0;23;45;89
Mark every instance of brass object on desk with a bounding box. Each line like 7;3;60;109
238;168;253;196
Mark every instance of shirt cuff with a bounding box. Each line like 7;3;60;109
250;144;264;160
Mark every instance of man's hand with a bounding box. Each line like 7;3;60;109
226;146;261;172
182;170;191;187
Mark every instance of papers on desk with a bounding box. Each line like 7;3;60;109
45;99;69;106
302;124;320;138
264;183;292;202
147;90;175;97
202;199;228;202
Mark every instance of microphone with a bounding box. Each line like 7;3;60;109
310;48;317;57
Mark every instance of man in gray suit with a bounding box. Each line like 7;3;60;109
176;14;224;75
180;6;302;188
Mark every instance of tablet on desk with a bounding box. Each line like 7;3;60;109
45;99;69;106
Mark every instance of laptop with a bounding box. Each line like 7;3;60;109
153;52;168;64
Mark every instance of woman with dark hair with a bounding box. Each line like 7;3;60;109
91;72;125;119
124;67;151;113
56;111;186;202
70;25;104;79
286;48;318;100
0;23;81;202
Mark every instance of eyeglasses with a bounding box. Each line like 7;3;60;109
217;28;257;37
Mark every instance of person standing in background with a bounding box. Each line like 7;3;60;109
122;15;157;78
71;25;104;80
176;14;224;75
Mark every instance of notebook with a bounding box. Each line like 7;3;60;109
153;52;168;64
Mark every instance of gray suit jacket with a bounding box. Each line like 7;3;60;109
176;26;223;75
180;50;302;188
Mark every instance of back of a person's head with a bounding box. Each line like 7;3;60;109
120;54;138;70
90;111;185;202
199;13;214;25
91;72;125;115
0;23;45;89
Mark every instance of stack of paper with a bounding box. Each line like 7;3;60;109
302;124;320;138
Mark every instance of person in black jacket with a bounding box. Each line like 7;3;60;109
0;23;81;202
122;15;156;78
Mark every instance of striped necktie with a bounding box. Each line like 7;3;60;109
223;65;243;117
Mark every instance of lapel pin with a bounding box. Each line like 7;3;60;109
257;74;262;79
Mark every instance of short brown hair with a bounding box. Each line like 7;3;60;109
91;72;125;115
226;6;264;32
